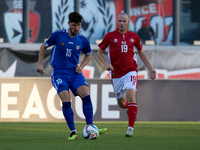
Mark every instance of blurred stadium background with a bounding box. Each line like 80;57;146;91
0;0;200;122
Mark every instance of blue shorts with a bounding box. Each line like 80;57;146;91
51;72;88;96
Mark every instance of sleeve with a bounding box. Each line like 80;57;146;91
135;34;143;51
45;31;60;47
98;33;110;51
82;38;92;56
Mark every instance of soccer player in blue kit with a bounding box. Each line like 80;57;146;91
36;12;107;140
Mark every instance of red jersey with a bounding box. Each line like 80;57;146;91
98;29;143;78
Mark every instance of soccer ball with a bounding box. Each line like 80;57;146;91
82;124;99;140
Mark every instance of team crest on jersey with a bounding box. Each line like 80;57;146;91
130;38;134;43
61;42;65;46
76;45;80;50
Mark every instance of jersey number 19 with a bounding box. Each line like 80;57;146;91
121;44;128;53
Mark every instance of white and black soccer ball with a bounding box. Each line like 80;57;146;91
82;124;99;140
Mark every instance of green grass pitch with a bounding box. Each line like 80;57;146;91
0;121;199;150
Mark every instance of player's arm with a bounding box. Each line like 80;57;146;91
138;50;156;80
76;54;91;74
97;48;114;71
36;43;47;76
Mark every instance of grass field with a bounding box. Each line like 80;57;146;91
0;121;199;150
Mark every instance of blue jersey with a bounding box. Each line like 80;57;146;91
45;29;92;74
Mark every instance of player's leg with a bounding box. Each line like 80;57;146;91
76;85;107;134
73;74;107;134
124;71;138;137
76;85;93;125
51;76;77;140
70;73;94;125
112;77;128;109
58;89;77;140
125;89;137;137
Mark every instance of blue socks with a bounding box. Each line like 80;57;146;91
62;95;93;132
82;95;93;125
62;102;75;131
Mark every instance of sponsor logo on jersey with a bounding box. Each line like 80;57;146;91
69;42;73;44
121;41;126;44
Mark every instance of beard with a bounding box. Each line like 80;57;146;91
68;28;79;37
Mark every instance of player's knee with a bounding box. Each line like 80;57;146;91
126;96;136;103
77;92;89;99
76;86;90;98
58;87;70;103
127;98;136;103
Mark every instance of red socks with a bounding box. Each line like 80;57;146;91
122;100;138;128
128;103;138;128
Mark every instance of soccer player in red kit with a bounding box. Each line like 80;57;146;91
97;13;156;137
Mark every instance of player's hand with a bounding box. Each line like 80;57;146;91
76;64;82;74
36;64;45;76
150;69;156;80
106;64;114;71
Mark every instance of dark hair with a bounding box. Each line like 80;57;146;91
68;12;83;23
